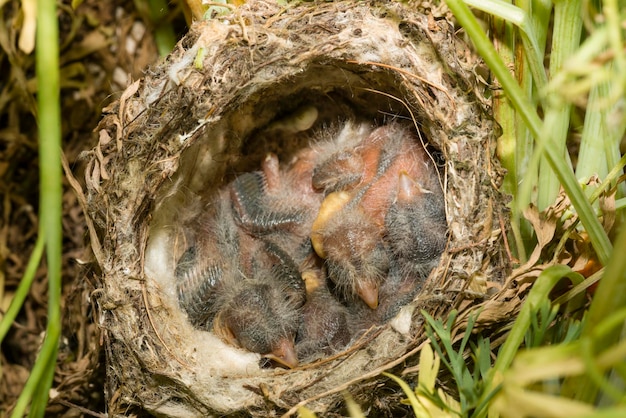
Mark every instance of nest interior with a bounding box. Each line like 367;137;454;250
85;1;509;416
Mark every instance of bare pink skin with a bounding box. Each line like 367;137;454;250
309;122;444;309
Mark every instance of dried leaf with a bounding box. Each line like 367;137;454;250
99;129;112;145
85;159;101;193
116;79;141;151
95;140;110;180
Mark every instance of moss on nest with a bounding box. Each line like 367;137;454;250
85;0;509;415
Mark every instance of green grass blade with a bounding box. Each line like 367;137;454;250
493;265;584;373
146;0;177;57
576;80;611;184
383;373;429;417
465;0;548;91
537;0;583;210
604;0;626;82
445;0;612;265
536;0;583;210
11;0;63;415
511;0;553;258
562;222;626;403
477;265;584;414
493;53;530;259
0;233;45;343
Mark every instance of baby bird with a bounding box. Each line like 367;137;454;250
296;266;352;360
311;121;379;194
176;193;306;368
175;119;446;367
346;262;423;332
230;151;324;266
308;123;390;308
362;124;447;279
175;194;241;329
311;191;389;309
310;122;446;309
385;171;447;278
215;238;306;369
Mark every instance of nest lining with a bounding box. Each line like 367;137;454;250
86;1;509;416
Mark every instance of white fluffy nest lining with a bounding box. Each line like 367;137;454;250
83;0;510;416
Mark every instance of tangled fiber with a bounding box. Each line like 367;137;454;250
84;0;509;415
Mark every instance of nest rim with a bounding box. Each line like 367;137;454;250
85;1;510;416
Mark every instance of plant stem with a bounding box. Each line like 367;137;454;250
11;0;63;415
537;0;583;210
562;223;626;403
445;0;612;265
477;265;584;417
0;234;45;343
491;5;527;260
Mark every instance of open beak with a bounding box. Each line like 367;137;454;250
265;337;299;369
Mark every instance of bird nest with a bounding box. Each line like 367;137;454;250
84;0;510;416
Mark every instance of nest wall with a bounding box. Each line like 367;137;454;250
85;1;509;415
